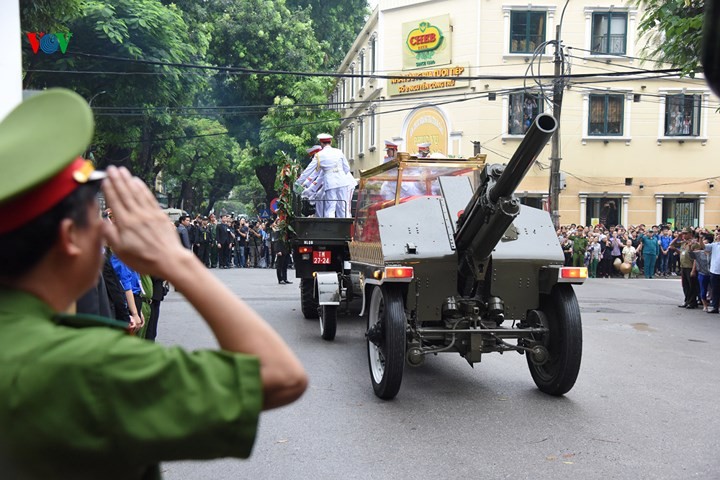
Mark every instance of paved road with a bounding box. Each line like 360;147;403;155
159;269;720;480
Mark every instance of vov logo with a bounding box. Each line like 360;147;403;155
26;32;73;55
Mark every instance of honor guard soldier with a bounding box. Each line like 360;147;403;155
383;140;398;163
315;133;356;218
417;142;431;158
297;145;325;216
0;89;307;479
297;145;322;187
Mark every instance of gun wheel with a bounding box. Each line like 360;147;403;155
527;284;583;396
300;278;318;319
367;285;406;400
319;305;337;341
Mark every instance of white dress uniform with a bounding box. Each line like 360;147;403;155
344;171;358;217
296;146;326;216
316;145;355;218
297;156;318;187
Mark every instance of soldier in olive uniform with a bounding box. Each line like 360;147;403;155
208;212;219;268
0;89;307;479
196;216;211;267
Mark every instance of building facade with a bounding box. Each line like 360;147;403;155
330;0;720;229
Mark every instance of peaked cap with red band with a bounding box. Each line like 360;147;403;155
0;89;104;235
306;145;322;155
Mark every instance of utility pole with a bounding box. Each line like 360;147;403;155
548;24;564;229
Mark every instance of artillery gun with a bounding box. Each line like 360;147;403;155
349;113;586;399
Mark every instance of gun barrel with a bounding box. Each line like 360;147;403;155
454;113;557;258
489;113;557;203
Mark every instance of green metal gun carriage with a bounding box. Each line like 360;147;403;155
349;114;587;399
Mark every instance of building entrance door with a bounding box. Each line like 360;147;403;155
586;197;622;228
662;198;698;229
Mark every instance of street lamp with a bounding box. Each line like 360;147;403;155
85;91;107;161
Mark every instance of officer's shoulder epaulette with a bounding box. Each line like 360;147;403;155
54;313;130;331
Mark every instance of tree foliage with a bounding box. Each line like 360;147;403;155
205;0;327;204
260;77;341;163
286;0;370;68
633;0;705;76
20;0;365;212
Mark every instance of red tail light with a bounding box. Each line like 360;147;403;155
560;267;588;279
298;246;312;254
385;267;414;279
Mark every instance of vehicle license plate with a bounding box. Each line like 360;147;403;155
312;251;331;264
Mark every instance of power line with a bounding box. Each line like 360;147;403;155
565;46;693;68
68;51;683;82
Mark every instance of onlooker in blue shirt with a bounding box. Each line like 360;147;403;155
704;232;720;314
658;229;674;277
110;253;144;331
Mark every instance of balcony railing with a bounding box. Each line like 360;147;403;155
591;34;626;54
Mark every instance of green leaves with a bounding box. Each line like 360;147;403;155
21;0;366;212
633;0;705;76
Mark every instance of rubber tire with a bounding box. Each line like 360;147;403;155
300;278;318;319
367;285;406;400
527;284;583;396
319;305;338;341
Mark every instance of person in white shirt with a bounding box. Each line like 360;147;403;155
314;133;355;218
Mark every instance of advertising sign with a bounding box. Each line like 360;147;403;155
387;64;469;97
402;15;451;70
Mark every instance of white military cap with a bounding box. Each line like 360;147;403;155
306;145;322;155
384;140;398;150
417;142;431;150
317;133;333;142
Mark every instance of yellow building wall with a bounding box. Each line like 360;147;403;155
336;0;720;227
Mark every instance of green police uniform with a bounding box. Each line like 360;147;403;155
0;90;263;478
0;289;261;479
569;234;589;267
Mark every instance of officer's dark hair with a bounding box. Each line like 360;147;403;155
0;183;100;280
179;215;189;223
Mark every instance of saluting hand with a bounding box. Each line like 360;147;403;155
102;166;194;278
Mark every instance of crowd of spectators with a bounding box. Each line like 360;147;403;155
558;222;720;313
175;213;292;274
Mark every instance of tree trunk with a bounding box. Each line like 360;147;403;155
255;163;279;208
177;151;200;212
134;121;154;180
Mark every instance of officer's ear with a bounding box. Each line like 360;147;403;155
56;202;97;258
57;217;84;258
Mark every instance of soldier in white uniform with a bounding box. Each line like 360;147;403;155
296;145;325;217
380;140;424;199
383;140;398;164
297;145;322;186
315;133;355;218
417;142;431;158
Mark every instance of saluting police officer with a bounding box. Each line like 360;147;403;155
0;89;307;479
